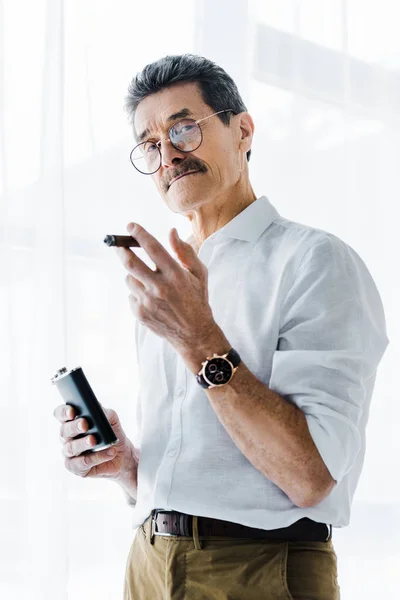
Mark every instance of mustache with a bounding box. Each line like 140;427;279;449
165;161;208;190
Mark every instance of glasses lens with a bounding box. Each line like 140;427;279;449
130;142;161;174
170;119;202;151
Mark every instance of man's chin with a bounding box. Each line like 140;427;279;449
167;186;205;200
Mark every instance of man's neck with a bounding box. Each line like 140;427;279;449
186;185;257;255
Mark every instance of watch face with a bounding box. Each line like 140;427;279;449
204;358;232;385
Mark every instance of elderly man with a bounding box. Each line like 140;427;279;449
55;54;389;599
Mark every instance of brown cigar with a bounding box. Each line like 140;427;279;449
104;235;141;248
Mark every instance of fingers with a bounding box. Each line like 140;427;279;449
55;402;89;445
54;403;91;453
53;403;75;423
54;402;118;478
59;416;88;441
64;445;116;477
116;223;179;284
62;433;97;458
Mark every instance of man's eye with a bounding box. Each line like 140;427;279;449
145;143;158;154
173;123;195;136
176;125;196;135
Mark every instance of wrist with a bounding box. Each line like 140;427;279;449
179;324;231;375
116;440;139;501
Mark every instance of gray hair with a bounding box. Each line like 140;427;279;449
124;53;251;162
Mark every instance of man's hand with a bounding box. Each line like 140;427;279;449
54;403;139;491
114;223;219;354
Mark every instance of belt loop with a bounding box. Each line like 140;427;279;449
192;515;203;550
150;509;156;545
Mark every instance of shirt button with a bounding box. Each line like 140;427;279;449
176;389;184;398
167;448;177;457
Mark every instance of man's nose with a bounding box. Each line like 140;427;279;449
159;138;185;168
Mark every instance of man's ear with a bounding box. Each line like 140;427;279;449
238;112;254;153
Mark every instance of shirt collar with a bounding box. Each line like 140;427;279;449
208;195;280;245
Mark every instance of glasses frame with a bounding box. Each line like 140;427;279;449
130;109;235;175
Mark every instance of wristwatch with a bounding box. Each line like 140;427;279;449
196;348;241;389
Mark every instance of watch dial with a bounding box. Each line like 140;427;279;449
204;358;232;385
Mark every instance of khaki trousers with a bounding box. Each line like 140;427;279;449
124;513;341;600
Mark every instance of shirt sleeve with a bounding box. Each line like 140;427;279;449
268;234;389;484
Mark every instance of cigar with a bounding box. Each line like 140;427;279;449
104;235;141;248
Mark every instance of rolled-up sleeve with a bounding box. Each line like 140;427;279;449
269;234;389;484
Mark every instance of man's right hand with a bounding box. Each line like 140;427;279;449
53;404;139;492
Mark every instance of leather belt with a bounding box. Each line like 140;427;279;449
150;510;332;542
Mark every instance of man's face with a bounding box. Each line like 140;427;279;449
133;82;245;213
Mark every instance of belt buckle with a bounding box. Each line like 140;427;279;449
151;510;180;538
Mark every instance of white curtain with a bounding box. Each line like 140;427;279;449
1;1;397;598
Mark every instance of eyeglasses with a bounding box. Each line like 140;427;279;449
129;109;235;175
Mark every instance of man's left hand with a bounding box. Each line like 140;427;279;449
114;222;217;353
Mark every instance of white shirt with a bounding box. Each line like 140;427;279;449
129;195;389;531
